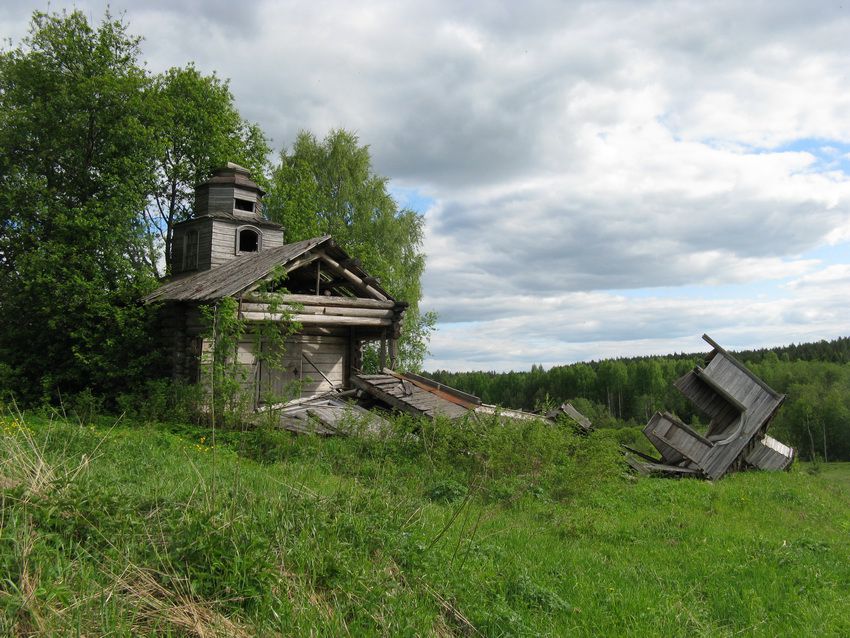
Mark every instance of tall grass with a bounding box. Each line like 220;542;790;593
1;407;849;636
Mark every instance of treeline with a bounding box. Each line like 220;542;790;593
427;336;850;461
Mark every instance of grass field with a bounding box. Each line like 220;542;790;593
1;409;849;636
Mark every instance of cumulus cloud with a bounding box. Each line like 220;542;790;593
4;0;850;369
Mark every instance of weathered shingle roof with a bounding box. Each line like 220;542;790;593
143;236;328;303
352;369;477;420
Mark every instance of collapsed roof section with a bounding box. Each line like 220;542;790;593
267;369;594;435
630;335;794;479
352;369;478;420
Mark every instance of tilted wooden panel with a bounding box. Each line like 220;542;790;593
745;435;794;471
676;372;740;437
676;373;726;419
699;373;784;479
352;374;469;420
644;412;711;467
642;336;792;479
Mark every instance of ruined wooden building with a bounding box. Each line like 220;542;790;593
143;164;596;433
627;335;795;478
143;164;409;406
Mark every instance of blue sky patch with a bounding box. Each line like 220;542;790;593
389;184;436;215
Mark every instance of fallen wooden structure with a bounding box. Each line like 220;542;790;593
256;392;390;435
352;369;478;420
264;368;592;435
628;335;794;479
546;402;594;433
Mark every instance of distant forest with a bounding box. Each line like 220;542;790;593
427;336;850;462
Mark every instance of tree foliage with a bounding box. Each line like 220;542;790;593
146;66;269;276
0;10;280;402
265;129;435;370
0;10;161;400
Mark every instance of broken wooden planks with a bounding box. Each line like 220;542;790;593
632;335;794;479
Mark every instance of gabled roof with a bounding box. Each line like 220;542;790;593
143;235;393;303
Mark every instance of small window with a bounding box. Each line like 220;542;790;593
238;228;259;253
234;198;254;213
184;229;199;270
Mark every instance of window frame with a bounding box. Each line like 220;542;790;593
235;225;263;255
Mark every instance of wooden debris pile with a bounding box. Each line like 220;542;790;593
352;369;478;420
264;368;594;435
256;392;389;436
546;402;594;434
625;334;794;479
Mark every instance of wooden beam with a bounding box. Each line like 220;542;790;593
389;337;398;369
239;302;393;319
315;261;321;296
240;311;391;327
302;351;338;390
244;292;394;310
350;375;425;418
319;253;388;301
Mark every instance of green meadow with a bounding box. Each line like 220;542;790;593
2;411;848;637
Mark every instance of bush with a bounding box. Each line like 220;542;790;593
115;379;204;424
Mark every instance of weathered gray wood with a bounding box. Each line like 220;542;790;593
745;435;794;470
558;402;593;431
320;252;388;301
302;351;339;390
145;236;397;306
392;369;482;407
352;375;420;415
240;311;391;327
475;404;541;421
246;293;395;309
239;302;393;319
352;372;470;420
640;335;790;480
145;237;331;303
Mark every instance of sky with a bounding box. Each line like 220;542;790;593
3;1;850;371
